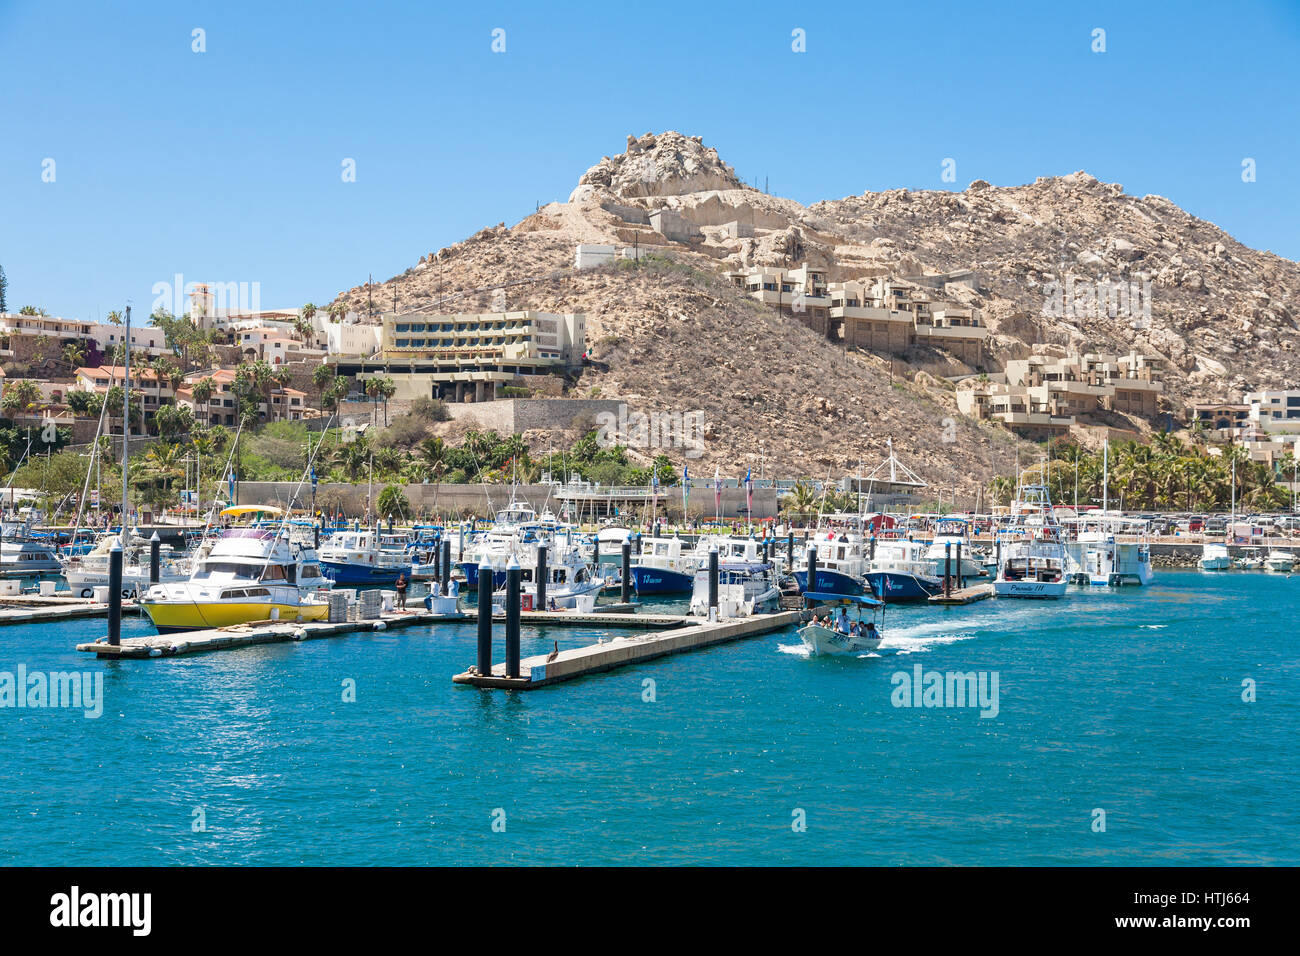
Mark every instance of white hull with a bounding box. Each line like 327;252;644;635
993;579;1067;599
798;623;882;656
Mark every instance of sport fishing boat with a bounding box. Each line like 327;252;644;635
797;592;885;656
62;530;189;598
1199;542;1232;571
0;515;62;574
865;538;943;602
922;516;986;580
1064;519;1155;586
139;511;331;632
1265;549;1295;572
687;560;781;617
318;525;412;585
629;535;697;594
993;483;1068;599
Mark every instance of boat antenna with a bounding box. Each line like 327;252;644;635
120;305;132;547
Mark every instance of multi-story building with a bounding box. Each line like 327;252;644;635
176;369;309;425
1244;388;1300;434
0;312;169;365
235;327;327;365
1189;402;1252;437
958;350;1165;439
726;267;988;365
73;365;176;432
361;310;587;402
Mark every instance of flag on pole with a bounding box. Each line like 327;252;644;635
682;466;689;516
744;467;753;517
713;465;722;520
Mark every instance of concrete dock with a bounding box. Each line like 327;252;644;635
76;608;464;659
0;594;139;626
453;610;802;690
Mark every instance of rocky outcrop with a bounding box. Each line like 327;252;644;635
571;131;744;200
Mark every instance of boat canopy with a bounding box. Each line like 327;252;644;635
804;591;883;607
221;505;284;517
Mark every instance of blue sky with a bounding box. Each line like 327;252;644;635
2;0;1297;321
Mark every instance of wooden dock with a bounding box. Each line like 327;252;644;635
460;607;689;630
452;610;802;690
928;583;995;606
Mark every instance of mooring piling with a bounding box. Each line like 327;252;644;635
476;557;493;676
621;541;631;604
505;555;521;679
536;543;548;611
149;532;161;585
108;541;123;647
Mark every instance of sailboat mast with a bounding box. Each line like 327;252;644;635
120;305;132;547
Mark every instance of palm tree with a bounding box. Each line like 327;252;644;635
62;341;87;368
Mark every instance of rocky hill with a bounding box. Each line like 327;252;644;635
330;132;1300;496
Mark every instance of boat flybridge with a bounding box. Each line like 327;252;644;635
866;537;943;602
922;516;986;580
792;527;870;597
993;484;1069;599
140;506;331;632
687;560;782;618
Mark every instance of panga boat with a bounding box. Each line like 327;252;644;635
140;508;331;632
797;592;884;657
1265;549;1295;573
1199;542;1232;571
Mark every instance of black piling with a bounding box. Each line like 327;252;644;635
442;538;452;592
621;541;632;604
786;531;795;568
108;542;123;647
944;541;952;598
805;544;818;604
956;541;964;591
458;523;465;562
149;531;161;585
505;558;521;679
314;523;320;549
870;535;877;561
476;560;493;676
536;544;548;611
708;546;719;620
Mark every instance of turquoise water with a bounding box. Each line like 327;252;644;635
1;569;1295;865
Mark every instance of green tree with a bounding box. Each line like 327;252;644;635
376;484;409;522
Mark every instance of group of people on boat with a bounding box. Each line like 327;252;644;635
810;607;878;640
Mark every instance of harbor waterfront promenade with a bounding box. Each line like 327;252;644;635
2;568;1296;866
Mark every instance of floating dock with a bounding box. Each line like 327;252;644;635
928;583;995;606
76;608;464;659
0;595;138;626
453;610;802;690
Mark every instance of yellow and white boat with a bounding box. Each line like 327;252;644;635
140;506;332;632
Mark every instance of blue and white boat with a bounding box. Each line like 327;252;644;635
629;535;698;594
864;538;943;602
318;526;412;585
791;532;869;596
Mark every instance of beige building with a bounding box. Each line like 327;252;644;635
371;310;586;402
726;267;988;364
958;350;1164;439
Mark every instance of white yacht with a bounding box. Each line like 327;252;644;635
922;517;985;580
0;516;61;574
866;537;942;602
140;514;331;632
687;560;781;618
1199;542;1232;571
1265;549;1295;573
63;531;189;598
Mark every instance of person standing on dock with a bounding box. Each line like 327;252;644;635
395;573;408;610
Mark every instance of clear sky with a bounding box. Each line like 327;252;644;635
2;0;1298;322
